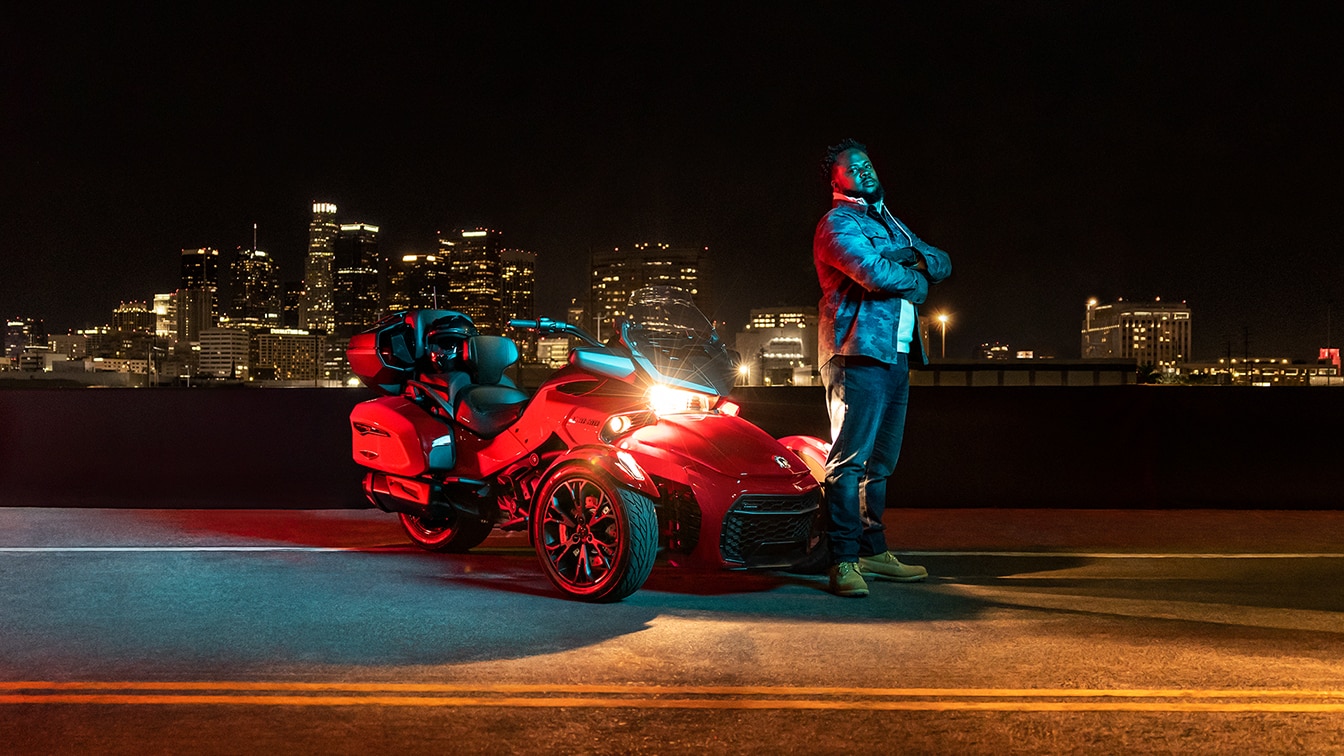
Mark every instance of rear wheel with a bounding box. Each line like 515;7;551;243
531;466;657;602
399;511;493;553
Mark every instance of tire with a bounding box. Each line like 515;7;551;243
531;465;658;603
398;511;493;553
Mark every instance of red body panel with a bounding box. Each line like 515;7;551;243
350;396;449;476
614;414;818;566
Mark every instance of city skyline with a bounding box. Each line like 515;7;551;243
5;3;1342;360
1;199;1328;364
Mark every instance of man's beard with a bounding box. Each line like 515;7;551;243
841;183;884;204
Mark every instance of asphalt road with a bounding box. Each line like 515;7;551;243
2;507;1342;755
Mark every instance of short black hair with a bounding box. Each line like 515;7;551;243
822;138;868;178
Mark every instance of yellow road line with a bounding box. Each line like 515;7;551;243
2;682;1342;712
4;681;1344;698
1;694;1342;712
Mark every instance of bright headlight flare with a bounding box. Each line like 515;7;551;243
647;385;715;416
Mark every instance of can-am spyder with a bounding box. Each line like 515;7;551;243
347;286;831;602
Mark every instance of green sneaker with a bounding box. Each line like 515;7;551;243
828;562;870;597
858;552;928;582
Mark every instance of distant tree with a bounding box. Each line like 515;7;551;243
1136;363;1162;384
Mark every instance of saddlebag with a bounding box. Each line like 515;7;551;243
350;396;455;476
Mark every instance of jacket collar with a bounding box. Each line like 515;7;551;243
832;191;886;216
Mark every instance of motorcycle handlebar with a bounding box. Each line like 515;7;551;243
508;317;604;347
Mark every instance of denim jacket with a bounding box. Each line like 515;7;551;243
813;195;952;366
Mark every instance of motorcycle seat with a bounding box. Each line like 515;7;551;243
451;335;529;438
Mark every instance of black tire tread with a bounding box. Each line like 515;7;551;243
591;488;658;603
400;513;493;553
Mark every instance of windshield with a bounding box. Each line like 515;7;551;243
620;286;737;395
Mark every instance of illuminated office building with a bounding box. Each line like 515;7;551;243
302;202;339;332
180;246;219;289
106;302;158;365
198;327;250;379
4;317;45;361
113;302;156;334
1082;297;1192;369
332;222;382;341
502;248;538;358
281;282;304;329
589;243;709;338
439;229;505;333
48;334;87;360
733;306;819;386
386;252;450;312
177;247;220;343
153;294;175;339
225;244;282;330
251;329;323;382
76;326;112;359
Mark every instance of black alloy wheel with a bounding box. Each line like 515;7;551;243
531;465;657;602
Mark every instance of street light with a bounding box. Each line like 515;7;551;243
936;313;950;359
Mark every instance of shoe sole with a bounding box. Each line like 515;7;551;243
857;564;928;582
860;572;926;582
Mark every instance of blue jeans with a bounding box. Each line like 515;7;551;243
820;353;910;564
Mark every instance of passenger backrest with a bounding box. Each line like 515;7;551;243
462;335;520;386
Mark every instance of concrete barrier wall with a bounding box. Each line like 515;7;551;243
2;386;1340;509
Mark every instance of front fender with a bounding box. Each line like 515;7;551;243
539;444;661;501
777;434;831;484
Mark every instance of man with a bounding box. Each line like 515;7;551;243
813;138;952;597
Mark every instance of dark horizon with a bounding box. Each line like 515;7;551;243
5;3;1342;361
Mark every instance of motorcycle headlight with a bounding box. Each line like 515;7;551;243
647;384;716;416
600;410;656;443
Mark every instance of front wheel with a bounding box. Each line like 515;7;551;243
531;465;658;602
399;511;493;553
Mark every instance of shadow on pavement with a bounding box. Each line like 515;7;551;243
10;508;1338;680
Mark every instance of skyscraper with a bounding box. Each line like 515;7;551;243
177;247;220;343
301;202;339;332
589;243;709;338
1082;297;1192;369
440;228;504;333
112;301;156;334
502;248;538;359
386;252;449;312
3;317;45;362
225;243;282;330
153;294;175;339
281;282;304;329
180;246;219;289
332;222;381;340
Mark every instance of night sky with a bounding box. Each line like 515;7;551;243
4;2;1341;360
